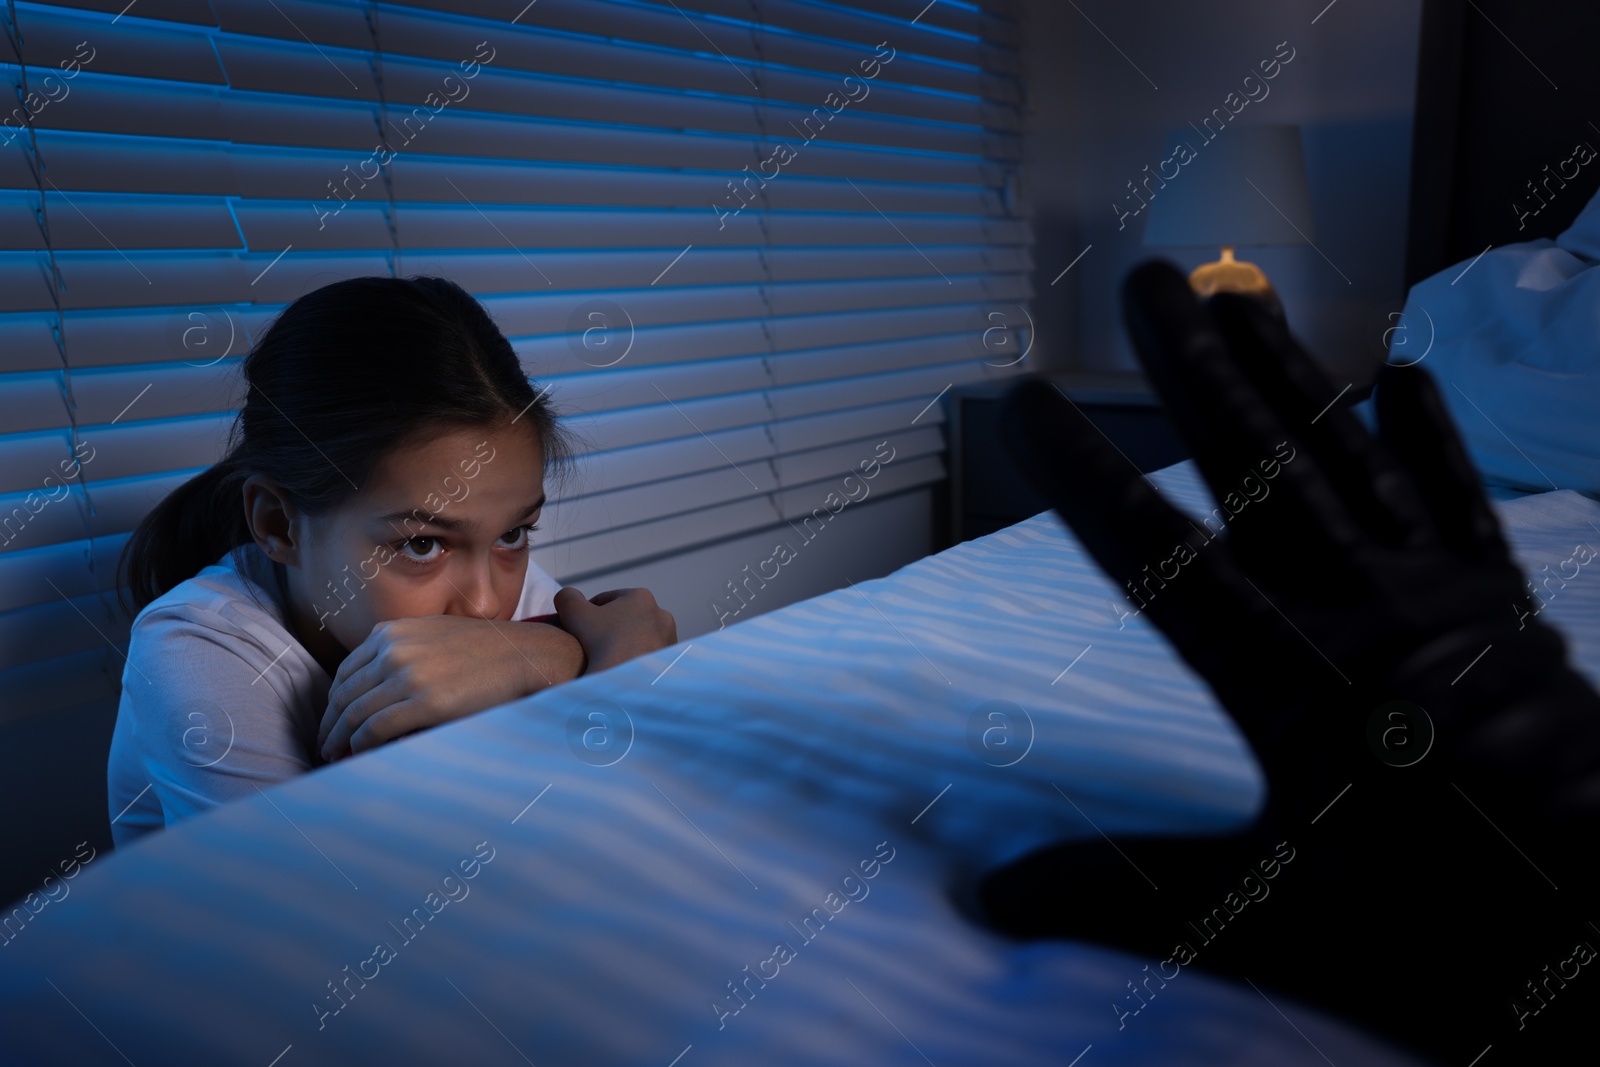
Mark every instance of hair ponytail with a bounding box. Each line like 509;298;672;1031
120;454;251;614
117;276;568;615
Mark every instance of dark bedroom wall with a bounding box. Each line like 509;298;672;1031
1407;0;1600;285
1017;0;1079;371
1022;0;1424;386
0;697;117;908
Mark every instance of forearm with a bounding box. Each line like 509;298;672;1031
505;621;586;694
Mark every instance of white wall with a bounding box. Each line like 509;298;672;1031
1021;0;1423;384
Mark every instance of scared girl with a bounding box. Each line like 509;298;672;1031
108;276;675;843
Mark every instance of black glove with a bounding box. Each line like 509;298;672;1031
978;261;1600;1062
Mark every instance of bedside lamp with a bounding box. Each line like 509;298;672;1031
1140;124;1314;312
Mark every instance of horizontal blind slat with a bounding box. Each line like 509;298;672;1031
28;0;218;26
0;132;239;195
210;0;374;49
25;72;228;142
539;422;944;543
0;430;74;497
513;300;1003;370
12;3;225;84
375;0;1009;92
0;191;241;251
538;451;944;579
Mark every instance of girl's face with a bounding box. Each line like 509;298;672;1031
283;422;546;664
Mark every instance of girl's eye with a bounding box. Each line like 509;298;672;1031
399;537;443;563
497;523;539;550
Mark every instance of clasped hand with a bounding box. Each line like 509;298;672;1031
317;587;676;761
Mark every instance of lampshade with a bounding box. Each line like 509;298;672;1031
1140;123;1314;247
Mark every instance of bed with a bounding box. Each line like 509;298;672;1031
5;454;1598;1066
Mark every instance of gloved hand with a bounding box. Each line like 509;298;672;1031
979;260;1600;1061
1003;261;1600;826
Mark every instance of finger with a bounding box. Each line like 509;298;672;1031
322;676;406;760
321;625;384;745
1121;261;1365;555
348;700;431;755
321;653;389;748
999;377;1275;698
1374;363;1513;562
553;586;588;613
318;691;344;752
1120;262;1283;489
553;586;602;632
588;588;637;606
1208;293;1432;548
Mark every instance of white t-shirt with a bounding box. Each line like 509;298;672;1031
106;543;561;846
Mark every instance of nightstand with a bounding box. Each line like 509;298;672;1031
943;371;1190;546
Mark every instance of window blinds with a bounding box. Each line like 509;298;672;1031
0;0;1030;724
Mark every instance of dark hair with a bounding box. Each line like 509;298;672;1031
120;276;570;614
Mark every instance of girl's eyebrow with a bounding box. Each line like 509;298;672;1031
375;494;546;535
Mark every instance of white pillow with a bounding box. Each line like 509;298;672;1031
1361;184;1600;498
